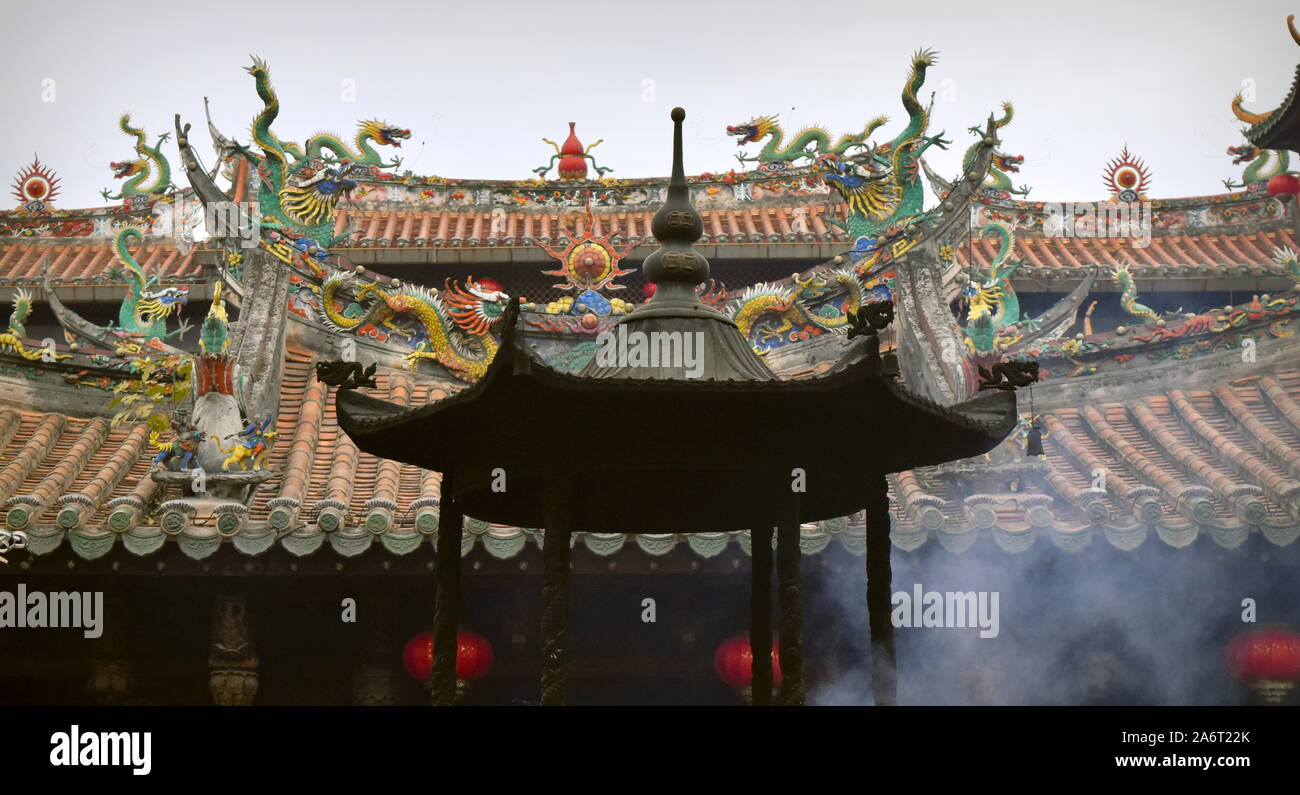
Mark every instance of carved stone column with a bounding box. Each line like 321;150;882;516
209;593;259;706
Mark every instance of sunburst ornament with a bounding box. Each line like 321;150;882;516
1102;145;1151;202
537;192;636;292
11;156;61;212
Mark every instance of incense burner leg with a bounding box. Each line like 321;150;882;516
750;525;774;706
865;472;897;705
777;518;805;706
431;470;463;706
541;477;571;706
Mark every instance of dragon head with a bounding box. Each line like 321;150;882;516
110;159;145;180
145;286;190;312
992;152;1024;173
1228;144;1260;166
726;116;777;146
281;161;359;228
360;120;412;148
442;277;510;334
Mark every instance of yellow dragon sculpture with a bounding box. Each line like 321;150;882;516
321;272;509;382
0;289;71;362
726;267;868;350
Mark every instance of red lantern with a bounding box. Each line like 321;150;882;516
714;634;782;700
403;629;495;683
455;629;494;682
1266;173;1300;198
1225;627;1300;704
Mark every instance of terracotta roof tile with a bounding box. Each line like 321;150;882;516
0;241;202;285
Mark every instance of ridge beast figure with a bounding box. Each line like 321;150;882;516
151;413;204;471
978;359;1040;391
211;414;276;471
316;360;378;390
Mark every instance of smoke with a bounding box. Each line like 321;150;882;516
806;531;1296;706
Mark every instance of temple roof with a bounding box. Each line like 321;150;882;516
5;349;1300;561
0;239;201;286
955;229;1298;276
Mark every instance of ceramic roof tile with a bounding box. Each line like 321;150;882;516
0;241;202;285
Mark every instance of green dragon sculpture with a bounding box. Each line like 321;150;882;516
321;272;508;382
726;115;889;165
105;227;190;340
1224;92;1292;189
241;57;388;249
303;121;411;167
1;289;45;361
963;102;1029;198
962;221;1023;352
1223;142;1291;189
822;49;952;242
922;105;1032;205
101;114;172;206
1113;263;1160;323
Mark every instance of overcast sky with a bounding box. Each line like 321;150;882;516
4;0;1299;208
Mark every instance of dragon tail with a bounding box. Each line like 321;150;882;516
901;49;938;118
1231;94;1272;125
993;101;1014;129
119;113;147;150
245;55;286;166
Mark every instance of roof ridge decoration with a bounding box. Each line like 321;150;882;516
534;191;638;322
100;113;174;209
43;227;191;355
0;288;69;363
726;112;889;171
11;156;60;214
176;57;408;275
318;269;507;382
821;49;948;250
1103;145;1152;202
533;123;611;180
922;101;1031;202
